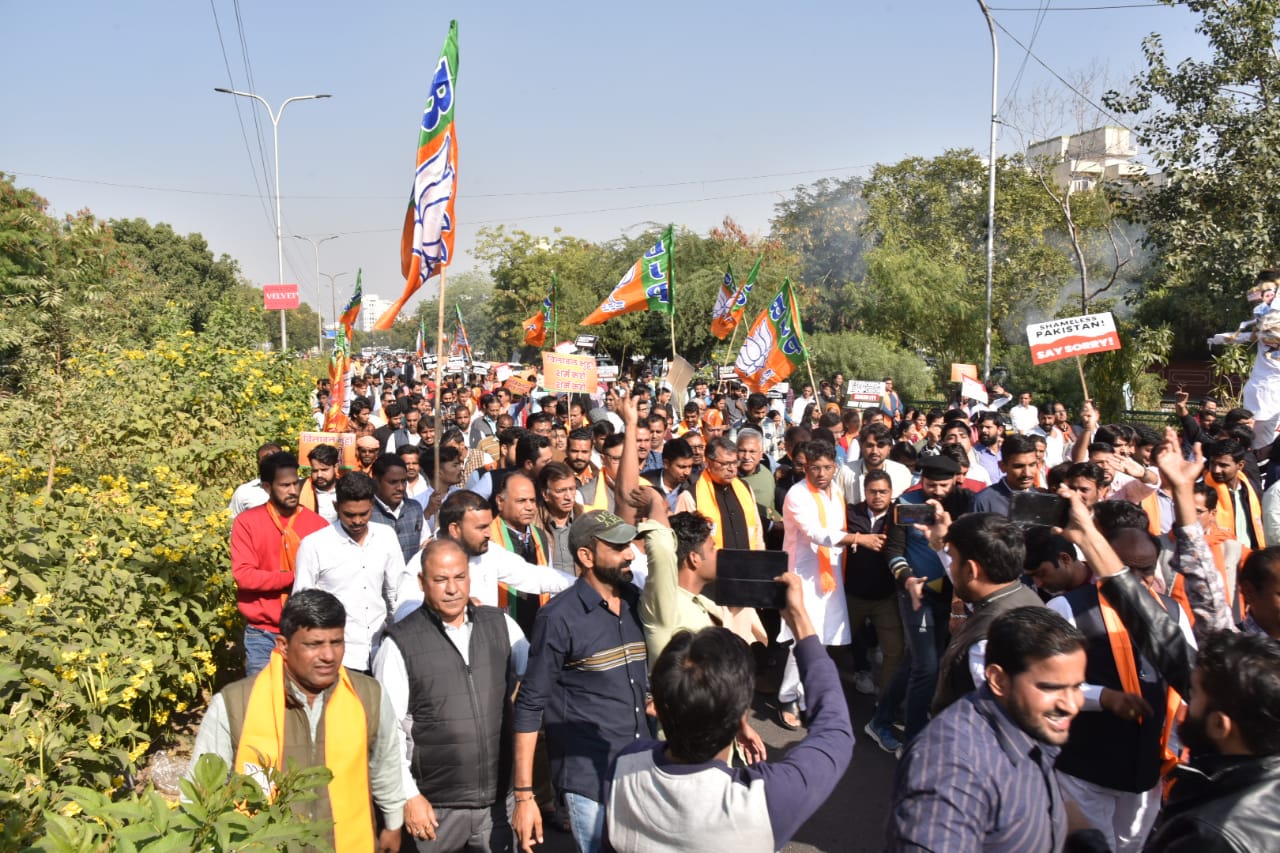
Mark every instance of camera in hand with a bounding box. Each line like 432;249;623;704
893;503;936;527
1008;491;1070;528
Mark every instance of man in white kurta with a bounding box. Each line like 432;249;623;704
780;440;856;712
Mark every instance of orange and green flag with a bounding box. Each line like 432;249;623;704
733;278;807;393
710;264;737;340
581;226;673;325
323;327;352;432
712;254;762;340
377;20;459;329
338;269;363;339
523;275;555;347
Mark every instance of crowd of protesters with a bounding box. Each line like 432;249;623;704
200;354;1280;853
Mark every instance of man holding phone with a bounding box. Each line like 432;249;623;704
867;455;974;751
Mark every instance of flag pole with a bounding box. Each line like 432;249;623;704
668;231;678;363
552;270;559;349
434;269;447;487
722;322;741;370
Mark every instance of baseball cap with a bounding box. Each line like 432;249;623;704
569;509;638;550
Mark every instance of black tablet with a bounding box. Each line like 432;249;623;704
716;549;790;609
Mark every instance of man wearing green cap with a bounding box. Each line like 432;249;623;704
511;509;651;853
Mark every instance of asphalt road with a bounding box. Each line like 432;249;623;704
536;647;897;853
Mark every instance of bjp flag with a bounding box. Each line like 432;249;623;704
581;226;673;325
377;20;459;329
733;278;807;393
711;254;762;340
523;279;554;347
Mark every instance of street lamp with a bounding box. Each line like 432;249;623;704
975;0;999;382
321;271;351;332
214;87;331;352
292;234;339;353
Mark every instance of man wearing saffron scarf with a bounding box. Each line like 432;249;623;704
190;589;405;852
231;451;328;677
778;440;855;729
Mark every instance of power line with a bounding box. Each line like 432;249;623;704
988;3;1161;9
992;15;1132;129
1000;0;1051;114
325;181;864;236
231;0;276;231
9;164;874;201
208;0;274;228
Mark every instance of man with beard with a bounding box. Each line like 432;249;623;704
564;427;596;486
1207;439;1267;551
1144;632;1280;851
231;451;328;677
840;423;912;503
397;445;429;502
973;412;1005;484
512;510;652;853
354;435;381;476
369;454;426;565
299;444;340;523
941;419;992;487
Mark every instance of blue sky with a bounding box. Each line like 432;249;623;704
3;1;1205;319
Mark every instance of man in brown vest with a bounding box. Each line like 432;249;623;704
189;589;405;852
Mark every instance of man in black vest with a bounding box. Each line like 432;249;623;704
1047;513;1194;853
374;538;527;852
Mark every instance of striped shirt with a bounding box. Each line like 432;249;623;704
514;576;651;802
887;685;1066;852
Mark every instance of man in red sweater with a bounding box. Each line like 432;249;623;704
230;451;328;676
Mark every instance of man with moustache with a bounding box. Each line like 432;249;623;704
512;510;652;853
375;539;529;852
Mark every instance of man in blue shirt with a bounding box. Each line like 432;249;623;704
887;606;1088;852
512;510;651;853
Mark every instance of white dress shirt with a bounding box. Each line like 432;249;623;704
839;458;912;504
293;521;409;671
228;479;268;519
373;612;529;794
780;479;851;646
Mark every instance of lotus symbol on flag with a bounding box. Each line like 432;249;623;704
736;324;775;376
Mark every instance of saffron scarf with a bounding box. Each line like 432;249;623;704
234;651;373;852
693;472;762;551
265;502;303;611
807;480;844;594
1097;584;1184;779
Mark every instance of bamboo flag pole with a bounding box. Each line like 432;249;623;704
1075;355;1091;403
668;234;678;363
552;270;559;349
433;269;447;486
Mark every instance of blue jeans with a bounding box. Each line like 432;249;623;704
872;588;949;741
563;792;603;853
243;626;278;678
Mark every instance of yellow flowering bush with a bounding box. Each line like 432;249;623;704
0;335;313;845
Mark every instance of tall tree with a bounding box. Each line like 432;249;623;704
1106;0;1280;353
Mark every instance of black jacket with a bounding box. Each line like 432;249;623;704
1144;755;1280;852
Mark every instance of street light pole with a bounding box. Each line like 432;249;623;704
321;271;351;331
292;234;339;353
975;0;999;382
214;87;331;352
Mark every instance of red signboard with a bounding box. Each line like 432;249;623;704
263;283;300;310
